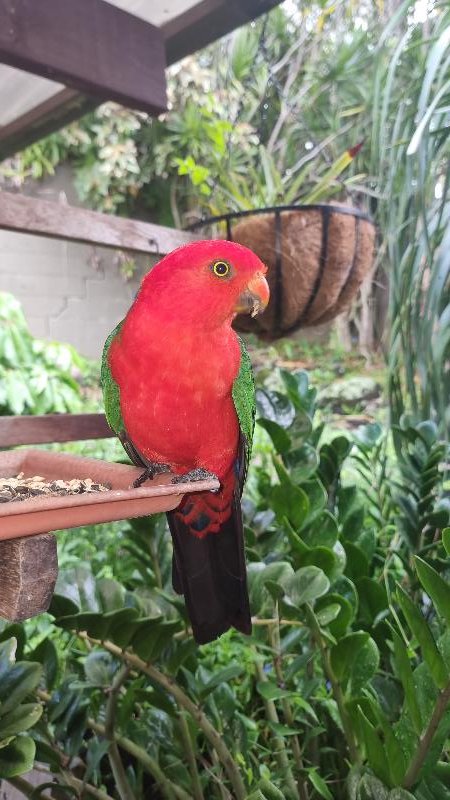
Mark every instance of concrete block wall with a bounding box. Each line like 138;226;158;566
0;229;154;359
0;168;157;359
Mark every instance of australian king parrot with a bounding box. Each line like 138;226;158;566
101;240;269;644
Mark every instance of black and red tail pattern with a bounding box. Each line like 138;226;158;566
167;482;252;644
118;425;252;644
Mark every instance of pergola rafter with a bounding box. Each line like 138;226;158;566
0;0;281;160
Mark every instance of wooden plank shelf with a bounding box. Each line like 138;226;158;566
0;191;199;256
0;413;113;446
0;449;219;542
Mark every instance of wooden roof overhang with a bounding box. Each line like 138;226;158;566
0;0;281;161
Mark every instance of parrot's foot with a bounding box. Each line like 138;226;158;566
171;468;219;486
132;462;171;488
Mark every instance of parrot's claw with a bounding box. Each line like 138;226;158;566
171;468;220;487
132;462;171;488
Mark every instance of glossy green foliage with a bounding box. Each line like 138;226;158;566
2;369;449;797
0;638;42;778
0;293;85;415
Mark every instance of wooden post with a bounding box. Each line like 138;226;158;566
0;534;58;621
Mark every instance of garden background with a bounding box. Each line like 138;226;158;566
0;1;449;799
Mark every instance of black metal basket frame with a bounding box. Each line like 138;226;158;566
187;204;373;336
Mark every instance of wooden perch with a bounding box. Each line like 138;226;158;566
0;534;58;621
0;191;198;256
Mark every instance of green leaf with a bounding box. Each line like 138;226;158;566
442;528;450;556
257;419;291;454
356;578;388;626
201;665;244;696
84;651;116;687
316;592;354;638
85;738;111;784
307;768;333;800
414;556;450;626
257;681;294;701
356;773;389;799
344;542;370;580
300;479;327;525
249;561;294;613
0;626;26;660
256;389;295;428
414;662;439;734
285;566;330;607
268;721;301;736
255;778;285;800
330;632;370;683
380;718;407;785
316;603;341;626
270;481;310;529
0;662;42;715
49;593;80;618
0;703;43;738
391;628;422;735
349;637;380;696
0;735;36;778
285;443;319;482
298;546;339;581
132;619;181;662
301;511;338;548
29;640;58;690
397;584;448;689
358;708;391;787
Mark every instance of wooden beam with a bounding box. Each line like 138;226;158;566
0;414;114;447
0;0;283;161
0;88;99;161
0;0;167;116
0;191;198;255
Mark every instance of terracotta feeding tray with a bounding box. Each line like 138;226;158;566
0;449;220;541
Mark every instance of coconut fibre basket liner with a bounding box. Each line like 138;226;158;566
193;204;375;339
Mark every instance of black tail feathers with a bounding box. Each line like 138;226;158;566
167;490;252;645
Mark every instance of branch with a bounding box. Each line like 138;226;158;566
37;689;187;800
78;633;247;800
305;605;360;764
104;664;137;800
61;773;117;800
178;710;205;800
269;613;309;800
255;655;299;799
6;773;115;800
403;680;450;789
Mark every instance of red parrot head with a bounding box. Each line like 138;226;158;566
137;240;269;328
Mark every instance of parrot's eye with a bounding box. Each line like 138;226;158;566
211;260;231;278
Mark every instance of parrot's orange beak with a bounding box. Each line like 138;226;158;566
235;271;270;317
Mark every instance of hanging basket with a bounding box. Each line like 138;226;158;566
189;204;375;339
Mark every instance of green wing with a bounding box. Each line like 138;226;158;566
232;336;256;484
101;320;125;436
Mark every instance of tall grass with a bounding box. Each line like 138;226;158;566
371;2;450;438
